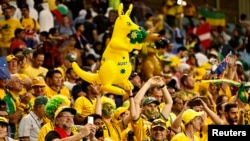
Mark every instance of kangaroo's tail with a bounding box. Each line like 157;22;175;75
72;62;99;83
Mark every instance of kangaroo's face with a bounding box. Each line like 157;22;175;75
115;4;141;38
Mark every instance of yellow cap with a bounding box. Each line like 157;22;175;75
182;109;204;125
6;54;17;62
114;106;129;120
0;117;8;124
54;106;76;120
32;76;46;87
151;118;167;129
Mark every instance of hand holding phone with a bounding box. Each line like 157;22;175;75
87;116;94;124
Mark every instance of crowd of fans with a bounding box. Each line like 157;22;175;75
0;0;250;141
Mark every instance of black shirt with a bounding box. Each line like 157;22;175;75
45;131;61;141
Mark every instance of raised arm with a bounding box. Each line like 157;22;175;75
160;78;173;118
200;98;224;125
133;77;159;120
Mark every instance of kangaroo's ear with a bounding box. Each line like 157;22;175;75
125;4;133;16
118;3;124;16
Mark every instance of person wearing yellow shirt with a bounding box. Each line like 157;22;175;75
178;74;199;101
113;105;134;141
37;95;74;141
95;93;122;141
44;69;70;99
150;119;168;141
171;109;204;141
56;54;77;81
0;78;7;100
0;6;23;56
20;4;40;47
130;76;173;141
74;81;98;124
23;51;48;79
29;76;47;107
6;54;31;95
147;84;177;128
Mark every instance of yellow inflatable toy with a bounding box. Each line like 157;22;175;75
72;3;159;95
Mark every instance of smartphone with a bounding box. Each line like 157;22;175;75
87;116;94;124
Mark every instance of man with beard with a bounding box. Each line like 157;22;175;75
83;114;104;141
224;103;239;125
45;106;97;141
171;109;204;141
130;76;173;141
178;74;199;101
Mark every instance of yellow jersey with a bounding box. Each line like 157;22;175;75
0;18;23;48
171;132;200;141
74;96;96;119
102;120;122;141
44;85;71;99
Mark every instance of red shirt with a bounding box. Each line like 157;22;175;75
10;38;27;53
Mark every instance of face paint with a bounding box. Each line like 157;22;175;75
102;103;114;117
145;109;158;119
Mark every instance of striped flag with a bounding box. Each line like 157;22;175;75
198;9;226;27
188;23;211;50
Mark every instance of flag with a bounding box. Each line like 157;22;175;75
0;56;10;79
188;23;211;50
201;79;241;87
213;51;232;75
238;83;249;103
198;9;226;27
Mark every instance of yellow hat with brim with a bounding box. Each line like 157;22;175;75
32;76;46;87
182;109;204;125
0;117;8;125
114;106;129;120
151;119;167;129
54;106;76;120
6;54;17;62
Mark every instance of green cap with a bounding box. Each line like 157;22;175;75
23;48;35;55
65;54;77;62
34;96;48;106
142;97;160;106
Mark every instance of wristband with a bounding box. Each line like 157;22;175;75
160;84;166;88
129;95;134;98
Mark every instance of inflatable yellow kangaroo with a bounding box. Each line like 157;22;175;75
72;3;158;95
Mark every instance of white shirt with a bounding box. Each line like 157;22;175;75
39;3;54;32
18;111;43;141
64;81;76;92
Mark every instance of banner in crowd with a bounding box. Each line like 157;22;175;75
198;9;226;27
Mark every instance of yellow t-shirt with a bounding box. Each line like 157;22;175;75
23;66;48;79
171;132;200;141
20;17;40;33
195;117;213;141
121;123;134;140
131;117;152;141
0;89;6;99
0;18;23;48
74;96;96;119
44;85;71;99
38;121;80;141
102;120;122;141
